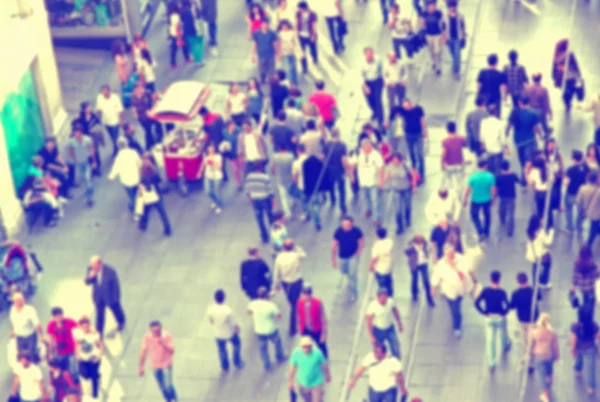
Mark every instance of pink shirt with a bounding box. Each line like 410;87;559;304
142;331;174;369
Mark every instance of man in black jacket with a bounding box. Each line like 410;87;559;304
85;256;126;337
240;248;272;299
302;153;325;231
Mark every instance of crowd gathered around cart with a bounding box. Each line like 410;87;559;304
5;0;600;401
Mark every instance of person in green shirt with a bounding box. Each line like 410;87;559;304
288;336;330;401
464;159;496;240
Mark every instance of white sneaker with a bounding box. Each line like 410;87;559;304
58;196;69;204
210;203;216;209
214;207;222;215
211;46;219;56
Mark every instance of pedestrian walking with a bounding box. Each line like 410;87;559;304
564;150;588;232
288;336;331;402
138;48;157;93
67;125;96;207
381;153;415;234
479;105;507;175
297;284;329;358
477;54;507;116
526;156;554;229
302;152;324;231
503;50;529;107
383;51;407;119
308;81;338;129
9;293;44;362
274;239;306;336
570;307;599;395
552;39;583;112
352;139;384;224
496;160;519;237
207;290;244;371
131;83;162;150
222;120;243;189
420;0;444;75
296;1;318;74
244;162;275;243
507;96;542;183
323;0;345;54
225;83;249;126
278;20;299;86
201;0;218;51
9;354;49;402
48;358;80;402
441;121;467;193
530;313;559;402
388;4;413;61
271;146;296;219
431;244;474;338
137;160;172;236
108;137;141;212
167;2;190;68
523;73;553;136
74;316;103;399
323;128;349;214
393;98;428;182
405;235;434;306
46;307;79;380
425;187;459;226
444;4;466;79
366;288;403;358
525;215;553;289
139;321;177;402
465;96;489;155
84;256;126;337
270;211;289;256
464;159;496;240
240;247;272;300
347;343;408;402
509;272;539;373
577;92;600;145
369;227;395;296
578;172;598;241
474;270;511;370
203;143;224;214
247;287;286;370
571;246;599;313
331;216;365;300
251;18;280;84
238;120;269;173
299;120;324;157
361;47;385;126
123;122;144;155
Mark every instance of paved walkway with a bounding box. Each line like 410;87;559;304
1;0;600;401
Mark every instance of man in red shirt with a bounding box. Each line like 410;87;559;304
441;121;467;194
308;81;338;129
47;307;79;380
297;284;328;358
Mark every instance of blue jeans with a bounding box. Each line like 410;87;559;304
564;193;584;231
395;189;412;232
208;21;217;46
124;185;137;211
139;200;171;234
373;326;401;359
470;201;491;237
302;194;321;228
536;359;554;391
75;162;94;202
154;365;177;401
361;186;381;222
257;330;285;370
340;257;359;297
216;333;243;370
447;39;462;74
252;198;274;242
283;54;298;85
589;220;600;248
105;124;120;156
516;142;536;181
406;136;425;182
446;296;463;331
485;316;510;367
206;178;223;208
574;347;597;390
375;272;393;297
411;264;433;304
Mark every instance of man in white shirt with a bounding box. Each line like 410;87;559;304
247;287;286;370
108;137;142;212
479;104;508;175
431;244;474;338
425;187;459;225
299;119;324;157
370;227;395;296
362;47;385;126
274;239;306;336
383;51;407;119
9;293;44;363
366;288;403;359
320;0;345;54
207;290;244;371
347;343;408;401
352;139;384;224
95;84;124;157
10;354;49;402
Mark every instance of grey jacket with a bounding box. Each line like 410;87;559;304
85;265;121;306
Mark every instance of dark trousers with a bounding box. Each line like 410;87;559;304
563;78;577;110
325;17;344;53
532;257;551;287
406;136;425;182
375;272;394;297
395;188;412;232
16;333;39;363
369;386;398;402
299;37;318;73
534;190;554;230
252;198;274;242
392;38;413;59
170;36;190;67
95;301;126;336
302;329;328;358
105;125;120;157
516;142;536;182
365;78;385;125
470;201;491;237
79;360;100;397
140;119;163;150
499;197;515;236
282;279;303;336
328;175;347;213
588;220;600;248
380;0;393;22
595;127;600;147
207;22;217;46
411;264;433;304
139;200;172;235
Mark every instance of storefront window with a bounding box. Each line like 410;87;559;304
45;0;127;38
1;67;45;193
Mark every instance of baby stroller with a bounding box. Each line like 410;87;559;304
0;241;42;311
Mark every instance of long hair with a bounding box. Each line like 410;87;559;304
532;156;547;183
140;159;158;183
575;245;596;275
526;215;541;241
536;312;552;330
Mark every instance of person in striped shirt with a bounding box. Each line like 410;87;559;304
244;162;275;243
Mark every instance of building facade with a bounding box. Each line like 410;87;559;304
0;0;67;235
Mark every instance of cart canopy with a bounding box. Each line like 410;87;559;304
148;81;211;122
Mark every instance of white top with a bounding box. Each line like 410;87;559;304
228;93;248;115
244;134;261;161
528;168;548;191
74;329;102;361
204;153;223;180
109;148;141;187
15;364;43;401
206;303;238;340
356;150;384;187
479;116;506;154
10;305;40;337
361;353;403;392
169;12;181;37
274;247;306;285
425;190;459;224
526;230;553;263
278;30;298;56
362;59;383;81
383;60;406;85
431;254;474;300
366;298;397;329
139;58;156;83
96;93;124;126
319;0;340;17
371;238;394;275
7;339;18;373
292;154;308;190
248;299;280;335
390;16;411;39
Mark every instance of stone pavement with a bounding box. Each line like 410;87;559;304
1;0;600;401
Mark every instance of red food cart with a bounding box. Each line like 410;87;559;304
147;81;211;196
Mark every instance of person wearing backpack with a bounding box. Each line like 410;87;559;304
570;308;600;395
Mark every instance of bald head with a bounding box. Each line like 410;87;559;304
11;292;25;308
90;256;103;272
